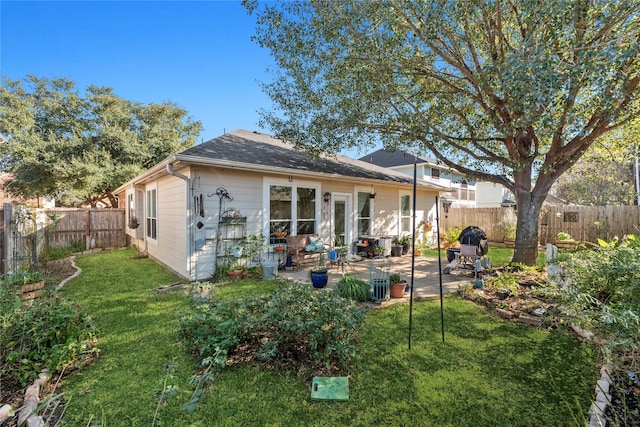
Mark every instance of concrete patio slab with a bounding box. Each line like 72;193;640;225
277;254;475;302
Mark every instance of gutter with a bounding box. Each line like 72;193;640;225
166;163;194;281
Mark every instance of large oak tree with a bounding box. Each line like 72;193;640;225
246;0;640;264
0;76;202;207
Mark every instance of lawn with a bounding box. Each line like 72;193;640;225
60;249;598;426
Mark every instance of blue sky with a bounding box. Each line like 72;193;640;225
1;0;280;144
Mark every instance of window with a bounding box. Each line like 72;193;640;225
357;192;371;235
431;168;440;179
146;188;157;240
268;184;317;241
128;193;135;224
400;194;411;234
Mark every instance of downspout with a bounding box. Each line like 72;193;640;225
166;163;194;281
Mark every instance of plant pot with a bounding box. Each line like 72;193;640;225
128;223;139;229
310;270;328;288
555;240;575;249
390;283;405;298
274;232;287;238
220;216;247;225
274;246;285;252
226;269;243;281
391;245;403;257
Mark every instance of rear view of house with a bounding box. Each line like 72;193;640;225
115;130;448;281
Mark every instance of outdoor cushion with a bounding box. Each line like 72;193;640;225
305;236;325;252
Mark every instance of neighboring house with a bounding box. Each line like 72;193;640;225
0;173;55;208
359;148;513;208
115;130;449;281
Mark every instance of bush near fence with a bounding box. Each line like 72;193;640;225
440;206;640;244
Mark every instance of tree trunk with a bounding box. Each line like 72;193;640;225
512;184;549;265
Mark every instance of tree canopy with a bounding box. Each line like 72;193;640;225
0;76;202;207
553;117;639;205
247;0;640;264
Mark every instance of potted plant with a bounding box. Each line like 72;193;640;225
220;208;247;224
389;273;405;298
442;226;462;249
497;209;517;247
128;215;140;229
391;237;404;257
273;224;287;239
310;253;329;288
396;235;411;255
226;262;243;281
555;232;576;249
372;245;385;257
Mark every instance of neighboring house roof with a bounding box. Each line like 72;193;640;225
117;130;450;192
359;148;440;168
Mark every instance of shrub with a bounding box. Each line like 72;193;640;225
0;291;99;386
179;282;366;378
335;273;370;302
561;245;640;367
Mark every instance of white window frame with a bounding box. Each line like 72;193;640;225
399;192;412;235
355;189;372;236
146;184;158;243
263;178;321;238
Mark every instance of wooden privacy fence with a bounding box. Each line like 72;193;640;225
440;205;640;244
42;208;126;249
0;206;126;275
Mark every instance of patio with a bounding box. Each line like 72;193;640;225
277;253;473;301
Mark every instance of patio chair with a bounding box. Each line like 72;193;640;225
369;257;390;301
452;243;482;279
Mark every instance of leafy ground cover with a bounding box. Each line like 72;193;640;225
52;248;599;426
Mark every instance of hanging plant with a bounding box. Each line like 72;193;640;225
128;216;140;229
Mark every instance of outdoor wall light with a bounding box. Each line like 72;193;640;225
323;192;331;203
441;197;453;218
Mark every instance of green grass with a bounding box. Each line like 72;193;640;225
421;246;546;266
60;249;597;426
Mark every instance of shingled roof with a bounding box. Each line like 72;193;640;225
176;130;447;190
358;148;439;168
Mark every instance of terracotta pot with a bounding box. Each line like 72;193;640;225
274;246;285;252
390;283;405;298
226;269;243;281
274;232;287;238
